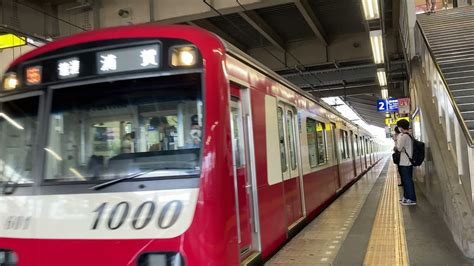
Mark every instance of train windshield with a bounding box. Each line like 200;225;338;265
0;96;39;184
44;74;203;182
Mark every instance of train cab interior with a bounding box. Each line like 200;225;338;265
44;75;204;182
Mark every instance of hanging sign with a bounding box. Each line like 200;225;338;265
398;98;411;114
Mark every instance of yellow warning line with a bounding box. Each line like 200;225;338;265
363;163;409;266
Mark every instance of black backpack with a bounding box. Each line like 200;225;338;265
404;134;425;167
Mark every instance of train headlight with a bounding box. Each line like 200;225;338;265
137;252;183;266
3;72;18;91
170;46;197;67
0;249;18;266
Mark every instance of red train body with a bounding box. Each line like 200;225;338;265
0;25;381;265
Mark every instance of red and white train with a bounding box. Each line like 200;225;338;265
0;25;382;265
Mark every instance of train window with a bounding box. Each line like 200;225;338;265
43;74;203;182
354;134;359;156
307;118;327;167
230;100;245;167
306;118;317;167
286;110;297;171
277;107;287;172
340;130;350;159
316;121;327;165
0;96;39;184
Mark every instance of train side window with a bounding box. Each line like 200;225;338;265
306;118;317;167
354;134;359;156
286;110;297;171
277;107;288;172
230;100;245;167
340;130;350;159
316;121;327;165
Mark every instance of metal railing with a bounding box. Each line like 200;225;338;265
414;21;474;206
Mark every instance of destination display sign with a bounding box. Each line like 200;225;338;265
96;44;160;74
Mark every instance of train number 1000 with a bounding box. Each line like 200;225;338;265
91;200;183;230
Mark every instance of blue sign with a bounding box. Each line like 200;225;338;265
377;99;387;112
388;98;399;112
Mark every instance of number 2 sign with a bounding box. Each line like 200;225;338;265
377;99;388;112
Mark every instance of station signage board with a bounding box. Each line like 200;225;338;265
398;98;410;114
0;34;26;49
387;98;399;112
377;99;388;112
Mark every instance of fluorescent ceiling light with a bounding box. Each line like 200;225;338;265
362;0;380;20
370;30;384;64
381;88;388;99
377;68;387;86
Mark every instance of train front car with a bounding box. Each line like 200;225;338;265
0;25;238;265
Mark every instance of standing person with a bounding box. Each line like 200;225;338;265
395;119;417;206
149;117;176;151
393;126;403;186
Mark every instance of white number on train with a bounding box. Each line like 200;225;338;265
91;200;183;230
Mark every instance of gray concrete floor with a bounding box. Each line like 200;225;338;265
335;159;474;265
402;183;474;266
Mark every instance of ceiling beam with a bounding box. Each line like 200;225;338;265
294;0;328;46
188;20;247;52
309;86;379;97
238;10;285;51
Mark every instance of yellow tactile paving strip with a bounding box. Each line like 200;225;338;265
363;163;409;266
266;159;387;266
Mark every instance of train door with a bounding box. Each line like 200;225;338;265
230;86;260;258
277;103;304;229
330;123;342;191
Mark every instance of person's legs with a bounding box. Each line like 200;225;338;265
400;166;408;200
397;165;403;186
400;166;416;202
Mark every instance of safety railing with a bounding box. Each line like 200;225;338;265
414;21;474;206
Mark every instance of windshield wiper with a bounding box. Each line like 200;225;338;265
89;169;157;191
2;179;19;195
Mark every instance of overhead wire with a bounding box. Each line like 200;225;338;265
202;0;324;98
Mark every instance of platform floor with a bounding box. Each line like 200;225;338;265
266;157;474;265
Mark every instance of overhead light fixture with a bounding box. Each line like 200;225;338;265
377;68;387;86
370;30;384;64
361;0;380;20
381;88;388;99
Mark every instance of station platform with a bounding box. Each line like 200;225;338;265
266;157;474;265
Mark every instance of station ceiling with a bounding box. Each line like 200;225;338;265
3;0;407;128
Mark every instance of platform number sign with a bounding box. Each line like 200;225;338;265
377;99;388;112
